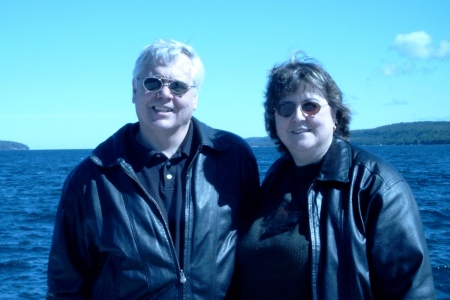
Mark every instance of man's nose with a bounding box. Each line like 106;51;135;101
157;85;174;99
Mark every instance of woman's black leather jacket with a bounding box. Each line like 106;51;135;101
47;118;260;299
262;139;435;299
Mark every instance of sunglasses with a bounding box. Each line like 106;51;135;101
142;77;195;96
275;101;329;117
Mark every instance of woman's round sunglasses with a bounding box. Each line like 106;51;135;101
275;101;329;117
142;77;195;96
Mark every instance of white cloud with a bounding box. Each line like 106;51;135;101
382;64;398;76
384;99;409;106
381;63;415;76
436;40;450;58
391;31;450;59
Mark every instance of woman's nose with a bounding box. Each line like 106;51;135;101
292;106;307;120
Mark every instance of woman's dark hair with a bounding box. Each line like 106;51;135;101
264;52;351;156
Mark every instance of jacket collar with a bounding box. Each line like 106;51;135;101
90;117;227;167
191;117;231;152
265;138;351;186
316;138;351;183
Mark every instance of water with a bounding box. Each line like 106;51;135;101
0;145;449;299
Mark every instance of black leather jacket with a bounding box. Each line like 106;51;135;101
261;139;435;299
47;118;260;299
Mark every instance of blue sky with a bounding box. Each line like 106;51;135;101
1;1;449;150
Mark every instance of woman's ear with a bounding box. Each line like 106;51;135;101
331;107;337;124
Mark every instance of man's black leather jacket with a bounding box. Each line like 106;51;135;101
261;139;435;299
47;118;260;299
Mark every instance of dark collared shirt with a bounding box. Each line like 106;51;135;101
126;123;196;265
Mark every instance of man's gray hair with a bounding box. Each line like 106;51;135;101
132;39;205;90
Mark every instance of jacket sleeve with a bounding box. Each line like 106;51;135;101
365;177;435;299
225;142;261;300
240;145;261;220
46;168;99;299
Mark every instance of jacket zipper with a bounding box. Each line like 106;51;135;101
120;160;187;287
179;269;186;284
119;146;203;294
308;181;320;300
176;146;202;286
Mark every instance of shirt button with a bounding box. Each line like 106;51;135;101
166;161;171;167
166;174;173;180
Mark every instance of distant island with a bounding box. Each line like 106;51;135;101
0;140;29;150
245;121;450;147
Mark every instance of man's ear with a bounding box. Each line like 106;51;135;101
132;78;137;103
193;93;198;111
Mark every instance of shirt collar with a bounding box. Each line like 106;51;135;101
126;122;195;171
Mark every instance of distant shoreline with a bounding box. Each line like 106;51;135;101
246;121;450;147
3;121;450;150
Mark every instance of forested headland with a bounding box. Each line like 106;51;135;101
350;121;450;145
246;121;450;146
0;141;29;150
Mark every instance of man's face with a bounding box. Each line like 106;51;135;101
132;54;198;138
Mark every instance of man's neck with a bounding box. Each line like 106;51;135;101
136;123;190;158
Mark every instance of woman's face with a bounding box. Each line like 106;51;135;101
275;85;336;166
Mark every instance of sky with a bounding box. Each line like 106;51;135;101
1;1;449;150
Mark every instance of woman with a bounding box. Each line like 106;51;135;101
235;53;435;299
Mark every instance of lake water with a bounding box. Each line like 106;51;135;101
0;145;449;299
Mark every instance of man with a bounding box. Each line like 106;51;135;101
46;39;260;299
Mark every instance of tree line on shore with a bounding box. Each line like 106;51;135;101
350;121;450;145
246;121;450;147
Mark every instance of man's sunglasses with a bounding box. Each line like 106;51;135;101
142;77;195;96
275;101;329;117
